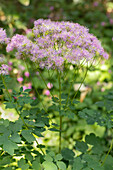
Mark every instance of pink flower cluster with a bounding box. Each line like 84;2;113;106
6;34;32;59
0;64;8;75
0;19;109;70
0;28;9;44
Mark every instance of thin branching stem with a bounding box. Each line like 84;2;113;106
24;60;47;112
71;65;88;104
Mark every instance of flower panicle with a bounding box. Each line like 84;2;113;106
1;19;109;70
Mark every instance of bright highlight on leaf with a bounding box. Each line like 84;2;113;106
18;0;30;6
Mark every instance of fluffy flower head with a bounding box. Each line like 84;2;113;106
6;19;109;70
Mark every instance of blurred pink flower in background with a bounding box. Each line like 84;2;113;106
8;61;13;66
13;28;16;33
97;81;100;86
109;19;113;25
23;86;28;91
30;18;35;23
25;29;32;34
93;2;99;7
8;67;12;71
112;37;113;41
101;88;105;92
47;82;53;89
101;22;106;26
18;65;25;71
33;96;36;100
17;77;23;83
24;71;29;77
101;60;105;64
23;82;32;91
108;69;112;73
50;6;54;11
43;89;50;96
13;96;17;100
28;82;32;88
36;71;39;75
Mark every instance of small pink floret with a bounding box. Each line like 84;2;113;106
47;82;53;89
17;77;23;83
24;71;30;77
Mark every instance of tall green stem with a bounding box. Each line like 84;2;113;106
57;70;62;153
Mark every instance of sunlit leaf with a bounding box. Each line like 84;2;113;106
18;0;30;6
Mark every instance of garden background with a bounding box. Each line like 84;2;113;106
0;0;113;169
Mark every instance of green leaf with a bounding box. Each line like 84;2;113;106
3;167;12;170
18;0;30;6
78;108;105;126
0;125;7;134
95;101;105;107
52;123;59;127
57;161;66;170
61;93;67;99
61;148;75;160
61;110;75;119
72;157;83;170
48;151;55;157
49;128;59;132
52;97;59;103
83;154;104;170
35;121;45;127
102;155;113;170
4;102;17;109
42;161;58;170
31;99;39;106
18;158;29;170
0;156;11;167
83;168;91;170
32;161;41;170
10;133;21;143
85;133;103;154
76;141;88;153
85;133;99;146
44;155;53;162
9;118;23;132
72;99;79;104
25;152;33;161
18;158;25;167
24;89;31;92
0;119;9;127
20;87;23;92
21;130;35;143
3;140;18;155
65;110;75;119
55;154;63;161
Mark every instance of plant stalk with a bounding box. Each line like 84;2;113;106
101;139;113;166
57;70;62;153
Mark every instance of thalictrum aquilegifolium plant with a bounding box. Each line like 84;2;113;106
0;20;112;170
